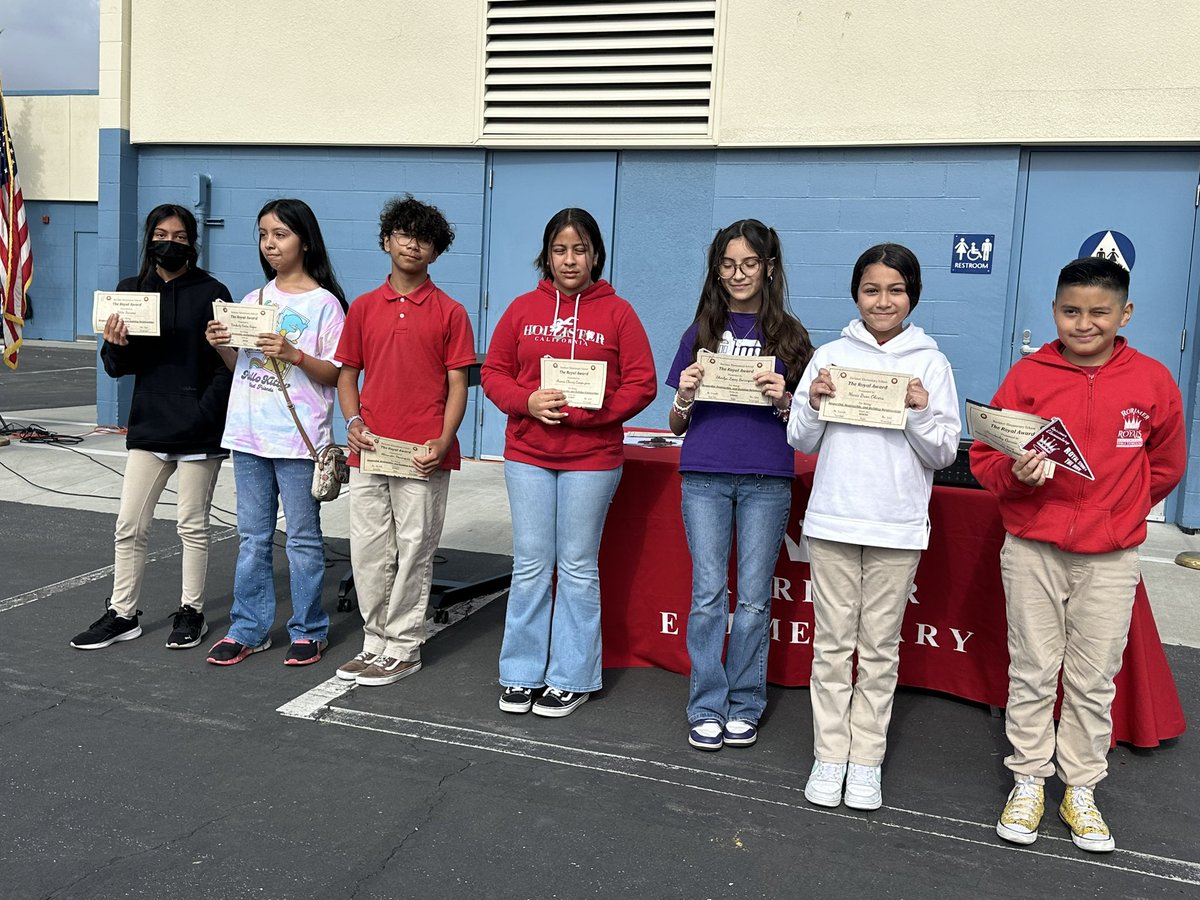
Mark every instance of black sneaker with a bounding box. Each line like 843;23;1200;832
531;688;588;718
70;606;142;650
166;605;208;649
499;686;534;714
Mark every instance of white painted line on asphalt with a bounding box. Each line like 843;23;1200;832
277;676;358;719
0;526;239;614
11;366;97;375
277;591;504;720
308;707;1200;886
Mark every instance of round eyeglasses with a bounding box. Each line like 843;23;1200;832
716;257;770;278
390;230;432;250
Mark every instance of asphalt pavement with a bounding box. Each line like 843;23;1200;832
1;341;1198;899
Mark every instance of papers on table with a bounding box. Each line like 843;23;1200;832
92;292;160;336
622;431;683;448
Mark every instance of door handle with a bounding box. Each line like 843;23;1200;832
1019;329;1039;356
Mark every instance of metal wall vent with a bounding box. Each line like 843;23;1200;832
484;0;717;139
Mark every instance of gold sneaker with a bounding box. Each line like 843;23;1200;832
1059;785;1116;852
996;777;1044;845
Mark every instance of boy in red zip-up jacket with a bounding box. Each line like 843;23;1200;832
970;256;1185;854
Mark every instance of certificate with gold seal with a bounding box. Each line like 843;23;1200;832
92;291;160;336
212;302;280;348
693;351;775;406
817;365;911;430
359;433;429;480
540;357;607;410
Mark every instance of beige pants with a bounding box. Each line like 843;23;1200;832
349;467;450;661
808;537;921;766
1000;534;1140;787
111;450;223;616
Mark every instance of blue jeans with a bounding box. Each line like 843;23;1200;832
499;461;622;694
228;451;329;646
681;472;792;725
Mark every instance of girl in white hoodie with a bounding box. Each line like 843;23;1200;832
788;243;960;811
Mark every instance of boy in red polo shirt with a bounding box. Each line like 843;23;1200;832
334;195;477;686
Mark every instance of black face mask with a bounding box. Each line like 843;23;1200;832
149;240;192;272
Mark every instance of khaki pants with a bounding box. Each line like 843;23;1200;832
349;467;450;661
1000;534;1140;787
808;537;921;766
111;450;222;616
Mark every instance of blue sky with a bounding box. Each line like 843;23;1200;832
1;0;99;91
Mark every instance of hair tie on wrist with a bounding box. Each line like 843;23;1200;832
295;348;306;366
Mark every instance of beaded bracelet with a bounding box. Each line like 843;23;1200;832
772;391;793;422
672;398;693;419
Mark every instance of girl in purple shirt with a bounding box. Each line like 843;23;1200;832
666;219;813;751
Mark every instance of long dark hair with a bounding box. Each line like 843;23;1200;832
691;219;813;391
136;204;199;286
257;198;347;310
534;208;607;284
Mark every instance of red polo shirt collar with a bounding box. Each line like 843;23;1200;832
381;276;436;305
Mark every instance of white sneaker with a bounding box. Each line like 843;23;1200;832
804;760;847;808
844;763;883;810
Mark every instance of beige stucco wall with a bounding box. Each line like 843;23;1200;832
124;0;1200;147
5;95;99;201
717;1;1200;145
128;0;482;145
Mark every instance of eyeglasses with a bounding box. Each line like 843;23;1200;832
390;230;432;250
716;257;770;278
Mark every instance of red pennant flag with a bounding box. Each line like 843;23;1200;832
1023;417;1094;480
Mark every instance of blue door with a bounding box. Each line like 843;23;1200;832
476;152;618;459
74;231;98;339
1011;150;1200;520
1012;151;1200;376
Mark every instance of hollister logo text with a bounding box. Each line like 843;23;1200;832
523;319;607;347
1117;407;1148;448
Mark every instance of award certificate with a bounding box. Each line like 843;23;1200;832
817;365;911;429
965;400;1056;478
359;433;429;480
540;357;607;410
92;291;160;336
693;351;775;406
212;303;280;347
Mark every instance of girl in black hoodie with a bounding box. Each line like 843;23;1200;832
70;204;233;652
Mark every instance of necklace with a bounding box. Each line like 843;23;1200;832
728;313;759;344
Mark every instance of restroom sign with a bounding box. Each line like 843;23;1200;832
951;234;994;274
1079;230;1135;271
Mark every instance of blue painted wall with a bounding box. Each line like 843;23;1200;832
91;142;1200;524
132;145;487;452
22;199;97;341
611;147;1021;428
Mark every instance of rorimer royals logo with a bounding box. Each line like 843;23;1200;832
1117;407;1148;448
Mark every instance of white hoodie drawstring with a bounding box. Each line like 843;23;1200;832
553;289;583;360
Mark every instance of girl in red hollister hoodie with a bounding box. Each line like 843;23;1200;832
482;208;656;719
970;257;1185;855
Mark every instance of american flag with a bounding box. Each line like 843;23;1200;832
1;83;33;370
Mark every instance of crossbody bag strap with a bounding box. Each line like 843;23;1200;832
259;286;319;461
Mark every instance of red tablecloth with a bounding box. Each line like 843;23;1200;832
598;444;1186;748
